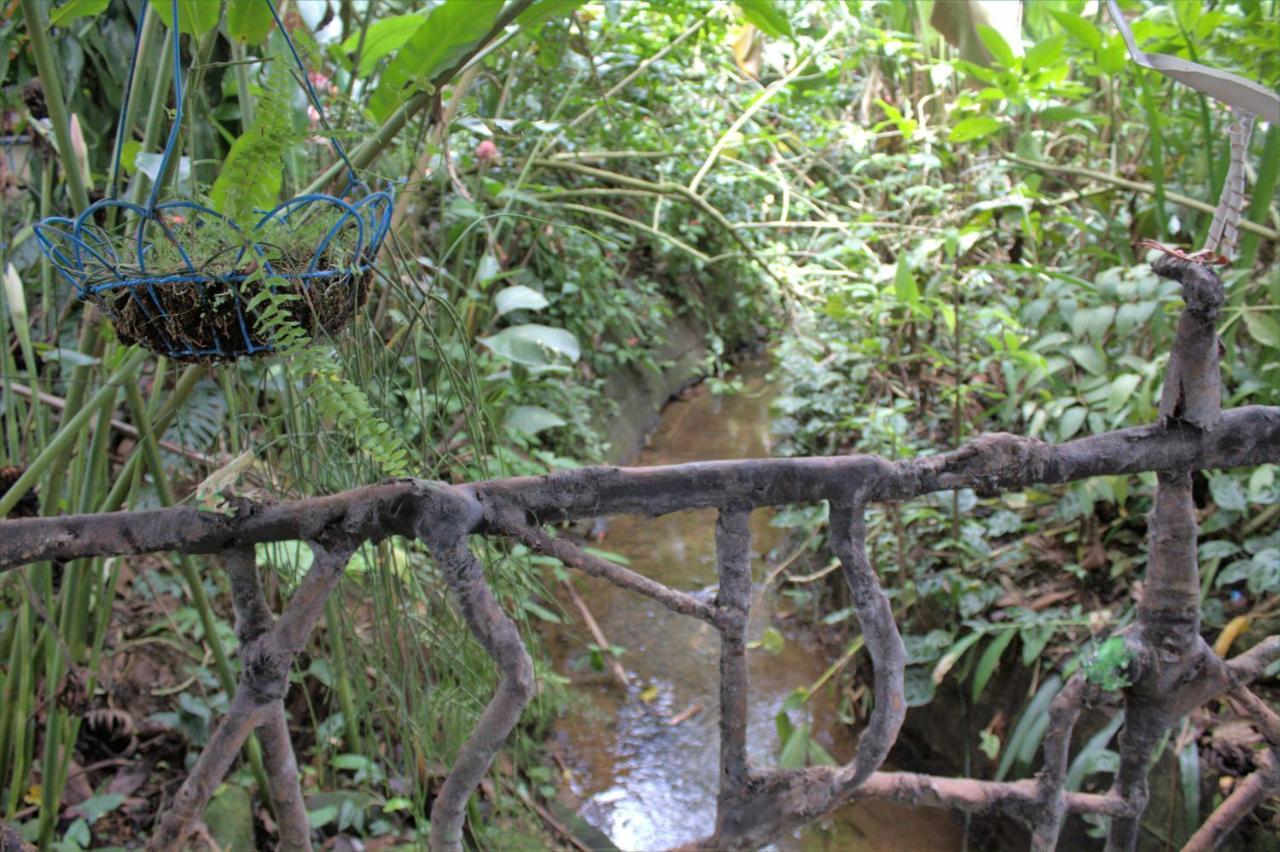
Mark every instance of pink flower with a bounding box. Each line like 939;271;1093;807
475;139;500;163
307;71;336;94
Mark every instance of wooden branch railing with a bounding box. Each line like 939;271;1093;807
1;254;1278;850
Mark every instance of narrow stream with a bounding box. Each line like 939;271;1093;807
550;359;961;851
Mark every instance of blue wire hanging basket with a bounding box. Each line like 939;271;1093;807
33;0;392;363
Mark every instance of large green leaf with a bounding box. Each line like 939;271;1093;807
971;629;1016;703
893;257;919;307
949;115;1001;142
49;0;108;27
976;23;1016;69
778;724;810;769
227;0;274;45
1243;310;1280;348
1050;10;1102;52
735;0;792;39
495;285;549;317
479;323;580;367
515;0;584;32
369;0;505;121
208;130;284;221
504;405;566;437
149;0;221;36
339;13;426;76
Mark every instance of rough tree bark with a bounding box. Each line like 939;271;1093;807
0;260;1276;850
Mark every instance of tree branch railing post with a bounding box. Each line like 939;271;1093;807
1;263;1278;849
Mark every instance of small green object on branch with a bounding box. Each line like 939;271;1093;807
1082;635;1135;691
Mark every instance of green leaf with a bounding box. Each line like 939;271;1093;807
1051;10;1102;52
1020;624;1055;667
759;626;785;655
903;629;955;665
504;405;566;437
976;24;1016;69
949;115;1001;142
997;675;1062;781
821;606;854;625
382;797;412;814
735;0;793;39
72;792;125;824
1059;406;1088;441
149;0;221;35
1178;737;1200;840
774;707;794;745
778;724;810;769
208;127;285;220
495;285;549;316
1242;310;1280;348
227;0;274;45
256;540;314;583
50;0;108;27
807;738;837;767
1096;35;1127;74
1024;34;1065;74
332;753;375;773
1208;473;1248;512
515;0;584;32
1064;712;1124;790
1248;466;1275;503
339;13;426;76
893;257;919;307
1039;105;1104;124
369;0;505;121
1072;305;1115;342
307;804;340;830
904;665;937;707
522;599;563;623
932;630;984;685
1082;636;1134;691
1069;343;1107;376
479;323;581;366
1245;549;1279;594
1107;374;1142;415
979;729;1001;761
971;629;1017;703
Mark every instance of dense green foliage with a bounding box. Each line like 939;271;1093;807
0;0;1276;847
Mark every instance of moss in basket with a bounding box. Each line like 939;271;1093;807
105;210;370;360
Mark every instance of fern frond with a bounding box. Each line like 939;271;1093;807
210;54;301;224
249;282;414;478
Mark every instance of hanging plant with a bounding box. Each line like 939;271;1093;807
34;0;392;362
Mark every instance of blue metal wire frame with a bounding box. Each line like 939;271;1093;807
32;0;393;361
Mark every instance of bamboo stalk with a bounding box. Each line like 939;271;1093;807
18;0;89;214
0;348;148;517
5;382;212;464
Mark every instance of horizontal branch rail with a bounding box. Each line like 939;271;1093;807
3;405;1277;571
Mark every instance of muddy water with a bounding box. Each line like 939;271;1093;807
550;360;961;851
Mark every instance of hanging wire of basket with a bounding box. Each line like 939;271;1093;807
33;0;392;363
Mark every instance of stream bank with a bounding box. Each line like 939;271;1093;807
549;357;962;850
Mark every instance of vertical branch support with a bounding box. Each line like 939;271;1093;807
1031;676;1091;851
257;704;312;851
224;547;312;850
1108;254;1224;851
829;500;907;792
147;539;355;850
714;506;753;823
423;491;535;852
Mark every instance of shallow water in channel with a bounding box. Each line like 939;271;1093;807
548;359;961;851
